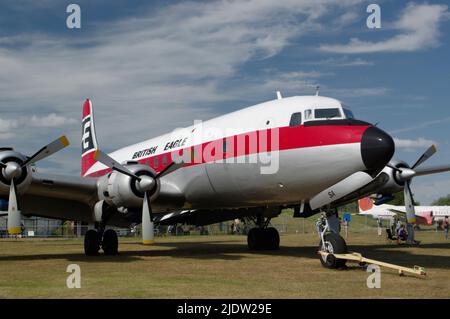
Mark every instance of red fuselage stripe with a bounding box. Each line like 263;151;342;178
87;124;369;177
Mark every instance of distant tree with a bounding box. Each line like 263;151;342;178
339;201;358;214
431;194;450;206
384;191;420;206
387;192;405;205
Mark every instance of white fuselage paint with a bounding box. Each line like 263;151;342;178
86;96;368;212
360;204;450;223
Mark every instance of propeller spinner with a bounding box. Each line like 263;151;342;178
93;149;184;245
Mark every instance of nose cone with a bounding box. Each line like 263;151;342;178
361;126;395;174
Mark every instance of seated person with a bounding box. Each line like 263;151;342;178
397;225;408;242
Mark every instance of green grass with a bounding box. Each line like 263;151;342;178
0;229;449;298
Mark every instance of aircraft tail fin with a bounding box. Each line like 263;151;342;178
358;197;374;214
81;99;99;177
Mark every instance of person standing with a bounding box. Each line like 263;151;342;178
343;217;349;238
377;218;382;236
443;216;449;240
395;219;402;236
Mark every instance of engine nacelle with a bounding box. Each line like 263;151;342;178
375;160;409;195
97;162;160;208
0;148;33;195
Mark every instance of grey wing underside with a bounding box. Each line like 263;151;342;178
19;172;97;223
15;172;187;227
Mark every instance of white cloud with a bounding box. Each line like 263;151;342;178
394;137;437;150
319;3;449;54
332;11;360;28
306;56;374;67
411;176;450;205
330;87;389;97
391;116;450;134
0;0;368;173
29;114;77;128
0;114;76;140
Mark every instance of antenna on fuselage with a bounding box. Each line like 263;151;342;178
276;90;283;100
315;85;320;96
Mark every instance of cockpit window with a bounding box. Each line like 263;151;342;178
314;108;341;119
343;108;354;119
304;109;313;120
289;112;302;126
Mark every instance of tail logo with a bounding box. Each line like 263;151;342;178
359;197;374;211
81;116;94;154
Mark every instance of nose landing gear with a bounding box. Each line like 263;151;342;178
317;210;348;269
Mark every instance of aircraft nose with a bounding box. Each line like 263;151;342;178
361;126;395;174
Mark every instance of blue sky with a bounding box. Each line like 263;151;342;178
0;0;449;204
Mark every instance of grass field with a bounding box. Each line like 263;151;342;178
0;227;449;298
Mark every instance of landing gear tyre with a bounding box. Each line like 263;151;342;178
247;228;261;250
266;227;280;250
319;232;347;269
102;229;118;255
247;227;280;250
84;229;100;256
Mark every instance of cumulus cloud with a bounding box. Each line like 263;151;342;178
394;137;438;150
330;87;389;97
0;114;76;140
320;3;449;54
391;116;450;134
411;177;450;205
0;1;362;142
306;56;374;67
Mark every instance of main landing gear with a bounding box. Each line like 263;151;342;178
84;224;118;256
316;210;348;269
247;215;280;250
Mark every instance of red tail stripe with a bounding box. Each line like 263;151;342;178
82;99;91;119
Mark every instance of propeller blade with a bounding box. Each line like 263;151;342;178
93;150;141;181
142;191;154;245
156;160;184;179
404;181;416;224
309;171;374;210
7;179;22;235
0;162;6;168
21;136;70;167
411;144;437;169
386;163;402;173
414;164;450;177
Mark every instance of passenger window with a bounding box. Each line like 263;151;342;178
162;155;167;166
304;109;313;120
153;157;159;168
289;112;302;127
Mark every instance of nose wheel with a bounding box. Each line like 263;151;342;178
316;212;348;269
319;232;347;268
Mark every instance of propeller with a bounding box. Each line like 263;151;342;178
0;136;70;235
93;150;184;244
387;144;438;225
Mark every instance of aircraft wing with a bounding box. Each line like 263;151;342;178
386;208;407;215
17;172;98;223
5;170;187;227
